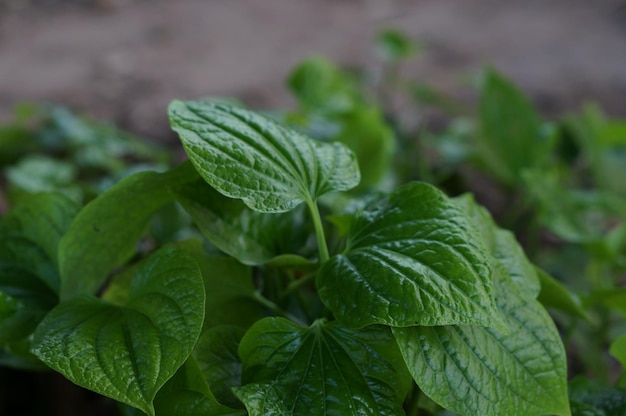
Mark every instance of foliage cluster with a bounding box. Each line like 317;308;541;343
0;29;625;416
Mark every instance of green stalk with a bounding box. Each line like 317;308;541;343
307;198;330;263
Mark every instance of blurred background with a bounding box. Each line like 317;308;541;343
1;0;625;144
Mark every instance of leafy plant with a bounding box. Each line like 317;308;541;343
1;99;575;415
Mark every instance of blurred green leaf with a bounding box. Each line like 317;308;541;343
536;267;588;320
376;28;419;62
477;68;555;186
288;57;361;113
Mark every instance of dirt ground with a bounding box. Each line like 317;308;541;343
1;0;625;144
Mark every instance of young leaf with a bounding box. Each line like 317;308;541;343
168;100;360;213
58;163;196;300
318;182;502;329
174;179;313;266
393;273;570;416
237;317;411;416
32;247;205;416
153;357;244;416
194;325;245;408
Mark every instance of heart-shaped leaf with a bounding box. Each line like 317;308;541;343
318;182;502;329
393;273;570;416
168;100;360;213
58;163;196;300
32;247;205;416
237;317;411;415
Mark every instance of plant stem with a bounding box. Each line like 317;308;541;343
307;198;330;263
250;290;307;326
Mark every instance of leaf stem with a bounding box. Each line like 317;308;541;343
307;198;330;263
250;290;307;326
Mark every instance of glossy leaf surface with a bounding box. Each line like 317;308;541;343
32;247;205;416
393;274;569;416
238;317;411;416
168;100;360;213
318;182;501;328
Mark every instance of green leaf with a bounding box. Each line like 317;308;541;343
172;240;264;330
0;236;58;343
194;325;245;408
174;179;313;266
393;274;570;416
536;267;588;320
0;192;79;270
153;357;244;416
288;57;361;113
318;182;502;329
610;333;626;374
32;247;205;416
233;382;291;416
238;317;411;416
168;100;360;213
478;69;554;186
376;28;419;62
585;288;626;316
58;163;196;300
333;107;396;190
0;338;48;370
569;377;626;416
5;155;82;202
454;193;541;297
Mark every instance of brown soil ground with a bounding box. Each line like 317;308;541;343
1;0;626;145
